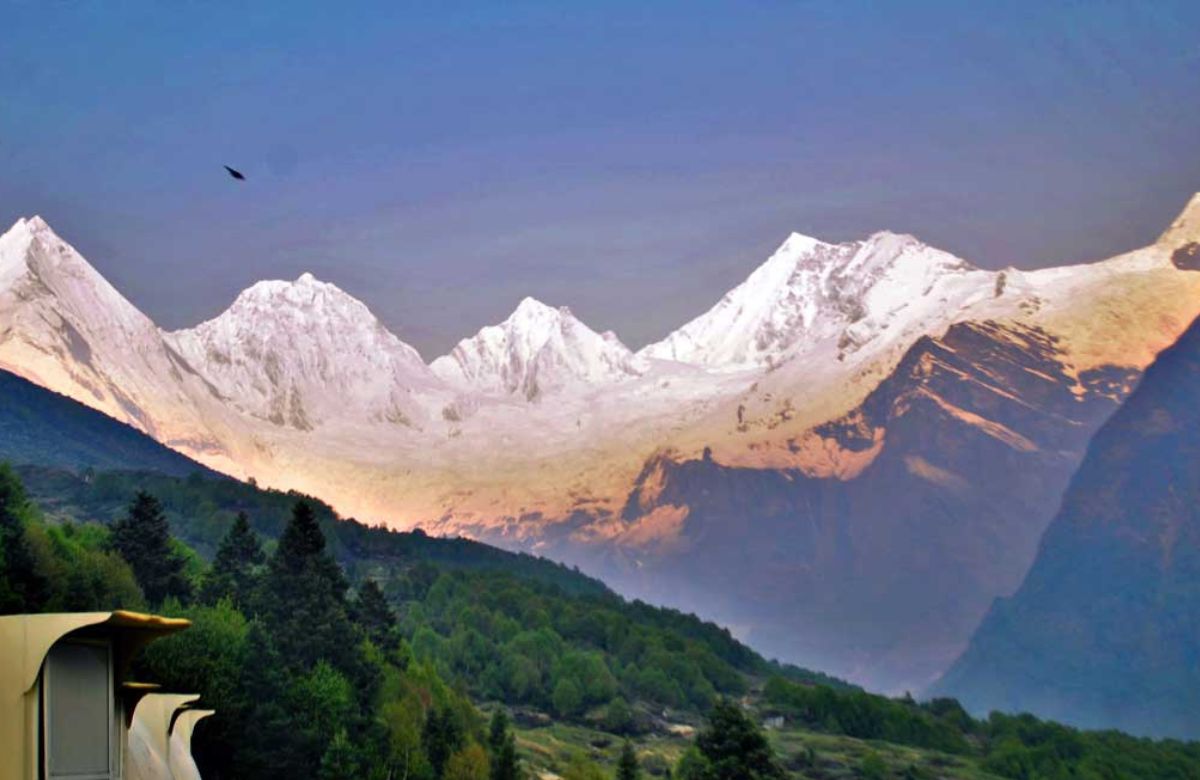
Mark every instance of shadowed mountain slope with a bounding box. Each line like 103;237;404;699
934;315;1200;738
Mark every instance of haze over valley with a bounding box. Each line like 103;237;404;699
3;193;1199;694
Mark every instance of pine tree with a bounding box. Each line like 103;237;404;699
488;709;521;780
201;512;265;608
488;709;509;755
423;707;464;779
262;501;363;678
235;624;307;779
109;491;191;605
353;577;396;648
693;699;784;780
0;464;48;613
617;741;640;780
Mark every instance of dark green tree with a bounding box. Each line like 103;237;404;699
200;512;264;608
262;501;359;674
617;741;640;780
233;623;304;779
318;729;360;780
693;699;784;780
604;697;635;735
423;707;464;779
353;577;397;648
488;709;521;780
0;464;49;613
109;491;191;604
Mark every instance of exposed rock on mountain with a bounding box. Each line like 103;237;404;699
933;314;1200;738
567;320;1138;690
1;193;1199;692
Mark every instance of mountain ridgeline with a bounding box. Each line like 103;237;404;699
0;367;217;477
935;314;1200;738
551;320;1139;690
3;373;1199;778
2;194;1200;697
0;354;840;693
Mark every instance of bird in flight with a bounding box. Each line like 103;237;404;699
223;165;246;181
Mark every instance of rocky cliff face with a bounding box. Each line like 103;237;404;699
933;315;1200;738
1;193;1199;692
561;320;1136;691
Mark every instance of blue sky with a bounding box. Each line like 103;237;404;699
2;1;1198;355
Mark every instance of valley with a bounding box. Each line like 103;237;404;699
2;194;1199;694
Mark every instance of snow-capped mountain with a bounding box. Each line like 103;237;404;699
3;193;1200;694
168;273;445;430
431;296;642;399
0;216;241;465
639;231;986;369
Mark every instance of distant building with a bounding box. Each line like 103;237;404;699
0;610;209;780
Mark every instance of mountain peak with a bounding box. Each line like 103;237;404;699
0;214;128;309
5;214;50;235
640;227;978;368
432;296;637;398
169;274;434;430
26;214;51;231
3;215;60;259
11;214;53;236
781;231;825;253
509;295;565;322
230;273;362;314
1159;192;1200;247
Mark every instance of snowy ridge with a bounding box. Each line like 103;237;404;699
0;216;159;348
0;216;248;469
639;231;982;369
1159;192;1200;246
431;296;641;399
0;192;1198;530
169;273;445;429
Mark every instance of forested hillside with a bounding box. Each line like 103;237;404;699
4;461;1199;779
15;463;606;594
0;367;214;476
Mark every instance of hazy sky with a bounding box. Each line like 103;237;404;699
2;2;1198;357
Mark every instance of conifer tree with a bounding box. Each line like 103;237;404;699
488;709;521;780
235;623;305;779
0;464;48;613
109;491;191;605
692;699;784;780
262;501;361;676
353;577;397;648
423;707;464;779
201;511;264;608
617;741;639;780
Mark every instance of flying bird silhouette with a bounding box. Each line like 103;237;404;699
223;165;246;181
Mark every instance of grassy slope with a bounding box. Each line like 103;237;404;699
511;718;1006;780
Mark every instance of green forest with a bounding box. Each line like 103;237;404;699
3;462;1199;779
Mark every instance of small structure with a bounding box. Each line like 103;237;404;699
0;610;199;780
167;708;215;780
127;693;198;780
